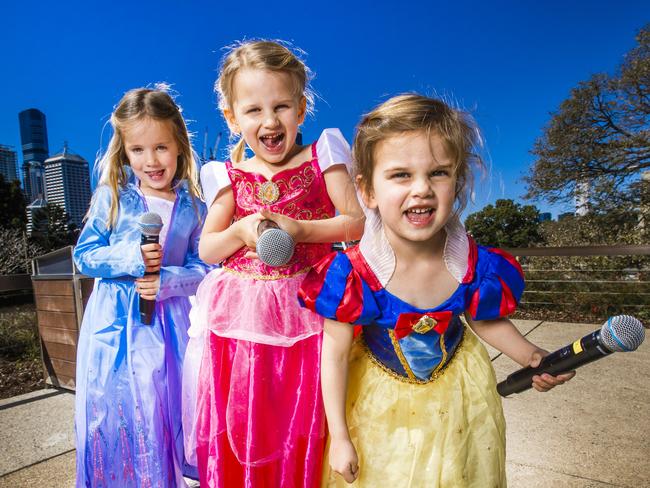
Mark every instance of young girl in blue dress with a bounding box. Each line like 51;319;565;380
73;87;209;487
300;94;574;487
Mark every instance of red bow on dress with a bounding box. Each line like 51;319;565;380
393;310;453;340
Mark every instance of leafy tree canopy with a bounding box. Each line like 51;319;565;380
525;24;650;216
464;199;544;248
0;174;27;231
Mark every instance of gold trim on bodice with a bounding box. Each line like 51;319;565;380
362;328;466;385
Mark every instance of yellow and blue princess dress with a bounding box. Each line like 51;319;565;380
300;218;524;487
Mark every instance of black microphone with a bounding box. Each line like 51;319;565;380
138;212;163;325
497;315;645;397
256;219;295;267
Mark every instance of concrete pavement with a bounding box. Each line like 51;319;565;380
0;319;648;487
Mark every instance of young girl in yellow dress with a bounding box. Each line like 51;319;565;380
300;94;574;487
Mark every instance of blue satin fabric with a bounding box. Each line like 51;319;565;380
362;290;466;381
302;246;525;382
73;178;209;487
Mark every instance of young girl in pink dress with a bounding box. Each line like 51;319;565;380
183;40;364;487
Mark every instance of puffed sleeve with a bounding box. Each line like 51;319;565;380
466;246;525;320
157;195;211;301
73;185;145;278
200;161;231;209
316;128;352;174
299;248;380;325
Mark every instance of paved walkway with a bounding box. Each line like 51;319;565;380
0;319;648;487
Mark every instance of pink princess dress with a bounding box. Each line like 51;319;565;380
182;129;352;488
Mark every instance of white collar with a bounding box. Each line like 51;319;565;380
357;194;470;288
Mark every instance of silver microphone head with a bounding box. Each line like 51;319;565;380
138;212;163;236
256;228;295;267
599;315;645;352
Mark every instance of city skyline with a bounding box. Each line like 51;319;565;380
1;1;649;218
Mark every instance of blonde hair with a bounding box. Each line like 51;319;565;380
215;40;314;162
95;87;202;228
353;94;484;215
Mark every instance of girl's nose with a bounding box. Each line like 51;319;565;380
411;177;433;198
263;112;280;128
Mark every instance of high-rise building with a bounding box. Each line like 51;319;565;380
19;108;49;201
0;145;18;182
43;143;91;229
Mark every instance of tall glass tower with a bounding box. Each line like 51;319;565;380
18;108;49;201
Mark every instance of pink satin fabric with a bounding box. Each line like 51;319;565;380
191;147;336;487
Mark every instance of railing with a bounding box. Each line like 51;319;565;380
504;245;650;319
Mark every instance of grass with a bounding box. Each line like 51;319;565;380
0;303;40;361
0;303;45;399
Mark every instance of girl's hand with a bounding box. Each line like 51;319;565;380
529;349;576;392
141;243;162;273
260;209;304;242
136;274;160;301
329;438;359;483
234;212;266;251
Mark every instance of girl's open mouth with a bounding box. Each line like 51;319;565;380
404;207;434;225
146;170;165;181
260;133;285;151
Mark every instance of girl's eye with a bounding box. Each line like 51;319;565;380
131;148;143;154
431;169;449;177
246;108;260;114
276;104;289;110
156;145;167;151
391;172;410;179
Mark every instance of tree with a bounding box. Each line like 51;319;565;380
0;174;27;231
0;227;43;274
464;199;544;248
525;24;650;218
31;204;78;251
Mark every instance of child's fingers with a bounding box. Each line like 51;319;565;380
141;243;162;252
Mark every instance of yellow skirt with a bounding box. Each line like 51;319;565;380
322;328;506;488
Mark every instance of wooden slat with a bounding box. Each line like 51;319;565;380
0;274;32;293
80;278;95;310
49;358;76;378
39;327;78;346
37;310;78;330
505;244;650;257
45;373;75;390
32;280;74;296
35;295;75;313
41;341;77;362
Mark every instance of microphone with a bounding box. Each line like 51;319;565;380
256;220;295;267
138;212;163;325
497;315;645;397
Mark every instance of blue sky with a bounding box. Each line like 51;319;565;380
1;0;648;217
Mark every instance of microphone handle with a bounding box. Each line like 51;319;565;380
139;233;159;325
497;330;612;396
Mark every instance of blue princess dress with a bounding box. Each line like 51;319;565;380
299;217;524;487
73;178;209;488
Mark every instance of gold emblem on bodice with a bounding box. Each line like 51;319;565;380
258;181;280;204
412;315;437;334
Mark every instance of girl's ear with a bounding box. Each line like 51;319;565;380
297;96;307;125
355;175;377;209
223;108;240;134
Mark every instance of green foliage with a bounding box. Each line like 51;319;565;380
31;203;78;252
0;228;44;274
464;199;544;248
525;24;650;223
0;304;39;362
0;174;27;231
